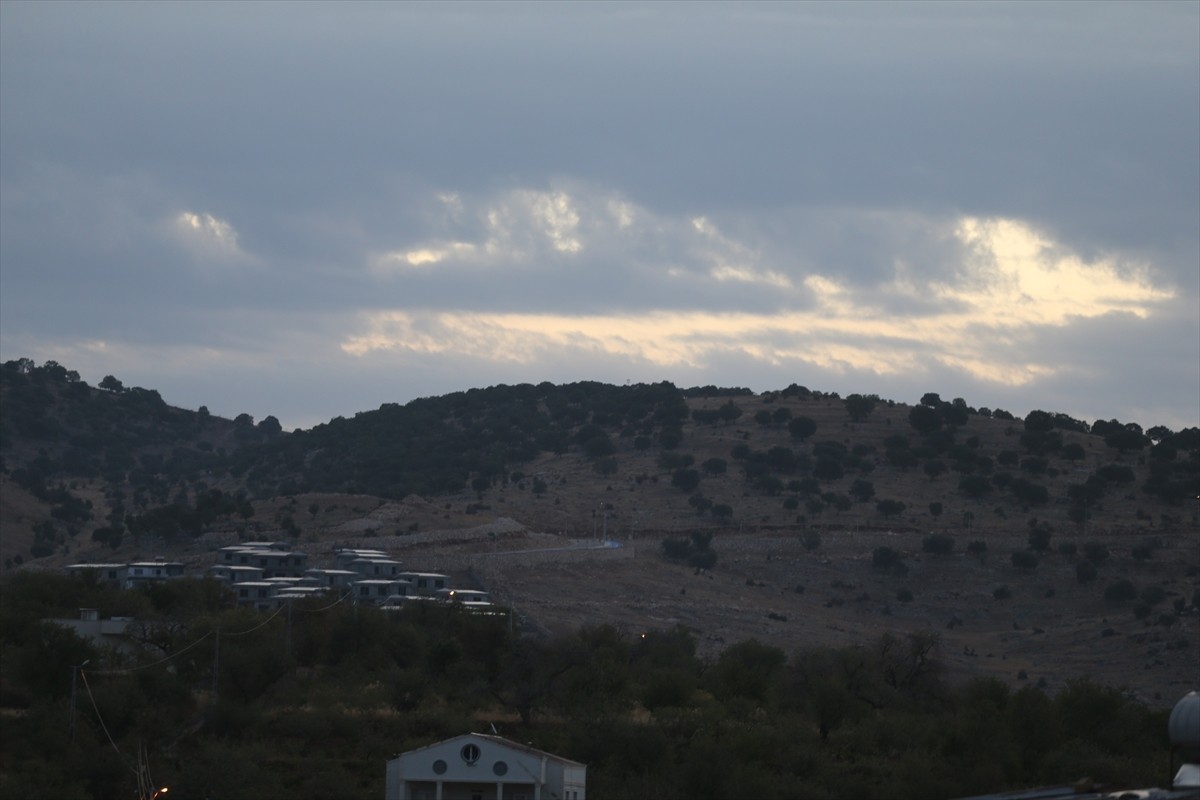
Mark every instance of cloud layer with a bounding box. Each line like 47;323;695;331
1;2;1196;431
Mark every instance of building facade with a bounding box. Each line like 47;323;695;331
385;733;585;800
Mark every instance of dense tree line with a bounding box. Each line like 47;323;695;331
3;358;1198;566
0;573;1178;800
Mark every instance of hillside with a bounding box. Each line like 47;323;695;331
1;357;1198;704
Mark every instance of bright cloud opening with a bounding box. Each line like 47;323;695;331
345;212;1175;390
377;241;478;269
172;210;251;263
945;217;1171;325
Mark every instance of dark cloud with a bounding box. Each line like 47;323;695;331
1;1;1195;430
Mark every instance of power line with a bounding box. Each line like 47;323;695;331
223;602;285;636
92;630;213;675
80;668;123;756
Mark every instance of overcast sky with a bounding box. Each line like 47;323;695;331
2;1;1197;431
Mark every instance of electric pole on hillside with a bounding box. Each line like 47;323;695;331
70;660;89;742
211;627;220;698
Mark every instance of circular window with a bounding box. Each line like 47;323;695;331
432;759;447;775
461;743;481;764
493;761;508;776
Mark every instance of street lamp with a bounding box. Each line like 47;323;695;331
150;788;169;799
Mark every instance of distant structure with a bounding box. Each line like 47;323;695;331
45;608;137;655
65;542;488;614
1171;691;1200;790
65;557;184;590
208;544;478;611
385;733;585;800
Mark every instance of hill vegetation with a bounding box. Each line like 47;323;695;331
1;357;1197;798
2;357;1196;570
0;572;1180;799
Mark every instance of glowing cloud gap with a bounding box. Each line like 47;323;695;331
172;210;252;263
344;214;1174;389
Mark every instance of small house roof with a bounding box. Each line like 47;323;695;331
392;732;586;768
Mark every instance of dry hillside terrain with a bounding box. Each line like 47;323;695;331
14;390;1198;708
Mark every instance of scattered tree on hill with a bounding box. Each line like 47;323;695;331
813;458;844;481
1011;551;1039;571
959;474;992;498
1061;442;1086;462
1131;541;1155;562
844;393;878;422
661;530;718;569
1103;579;1137;604
924;459;948;481
1083;542;1109;565
922;534;955;555
788;416;817;441
909;404;943;434
1099;421;1147;454
849;479;875;503
873;546;903;571
671;468;701;493
1027;520;1053;552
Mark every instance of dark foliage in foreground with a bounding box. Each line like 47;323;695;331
0;574;1174;800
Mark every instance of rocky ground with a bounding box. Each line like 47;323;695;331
25;483;1200;710
341;509;1200;710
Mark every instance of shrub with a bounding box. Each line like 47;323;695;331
1075;561;1098;584
872;546;903;571
1140;585;1167;606
660;531;719;570
1011;551;1039;570
662;537;692;561
922;534;955;555
1083;542;1110;565
1131;543;1155;562
671;468;701;493
993;585;1012;600
958;475;992;498
1027;526;1052;552
1103;580;1137;604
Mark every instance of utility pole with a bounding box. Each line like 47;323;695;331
70;660;89;742
211;628;219;698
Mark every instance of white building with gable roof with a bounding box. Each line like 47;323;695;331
385;733;585;800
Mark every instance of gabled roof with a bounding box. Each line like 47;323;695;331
394;732;585;767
